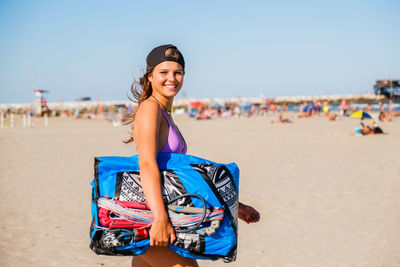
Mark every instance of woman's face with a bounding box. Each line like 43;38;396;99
149;61;184;99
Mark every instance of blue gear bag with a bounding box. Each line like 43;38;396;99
89;152;239;262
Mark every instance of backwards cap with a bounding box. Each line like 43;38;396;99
146;44;185;71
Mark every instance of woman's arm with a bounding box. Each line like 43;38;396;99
134;100;176;247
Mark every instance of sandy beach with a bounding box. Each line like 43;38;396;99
1;113;400;267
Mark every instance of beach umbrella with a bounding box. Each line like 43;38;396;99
238;102;252;108
210;102;223;108
350;111;372;119
190;101;204;107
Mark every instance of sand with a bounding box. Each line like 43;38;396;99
0;113;400;267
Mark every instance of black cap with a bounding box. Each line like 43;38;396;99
146;44;185;71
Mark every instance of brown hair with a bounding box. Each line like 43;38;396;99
124;47;182;143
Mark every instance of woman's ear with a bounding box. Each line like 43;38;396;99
148;73;153;83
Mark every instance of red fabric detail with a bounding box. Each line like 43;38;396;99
98;199;151;229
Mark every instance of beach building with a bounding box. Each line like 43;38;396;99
374;80;400;100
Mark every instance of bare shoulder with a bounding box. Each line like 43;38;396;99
133;98;161;141
135;98;160;120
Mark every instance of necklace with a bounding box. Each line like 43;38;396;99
151;95;171;115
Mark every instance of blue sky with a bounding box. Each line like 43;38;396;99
0;0;399;103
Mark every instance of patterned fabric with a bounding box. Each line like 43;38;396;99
89;152;239;262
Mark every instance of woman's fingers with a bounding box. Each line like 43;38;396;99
246;207;258;222
150;221;176;247
151;238;169;247
247;207;260;223
238;203;260;223
170;228;176;244
151;237;168;247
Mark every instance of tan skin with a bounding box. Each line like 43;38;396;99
131;61;260;267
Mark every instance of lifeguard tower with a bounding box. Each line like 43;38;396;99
33;89;49;116
374;80;400;100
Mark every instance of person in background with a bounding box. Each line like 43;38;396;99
297;102;309;118
340;99;347;116
358;122;384;135
271;113;292;124
364;102;372;113
378;100;384;112
388;100;393;116
379;111;392;122
322;100;329;116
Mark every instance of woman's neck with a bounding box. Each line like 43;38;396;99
151;94;172;113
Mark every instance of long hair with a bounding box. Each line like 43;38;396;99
124;47;182;144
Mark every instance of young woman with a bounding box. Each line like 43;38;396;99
127;44;260;267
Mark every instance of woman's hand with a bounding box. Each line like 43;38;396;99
238;202;260;224
149;217;176;247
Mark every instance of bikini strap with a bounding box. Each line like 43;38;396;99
159;107;172;126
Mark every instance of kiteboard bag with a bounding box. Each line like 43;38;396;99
89;152;239;262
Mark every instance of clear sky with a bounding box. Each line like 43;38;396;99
0;0;399;103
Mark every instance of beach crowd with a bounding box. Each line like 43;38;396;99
1;99;398;134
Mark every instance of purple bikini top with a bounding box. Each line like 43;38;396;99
160;108;187;154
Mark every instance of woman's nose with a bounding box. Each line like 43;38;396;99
166;72;176;81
